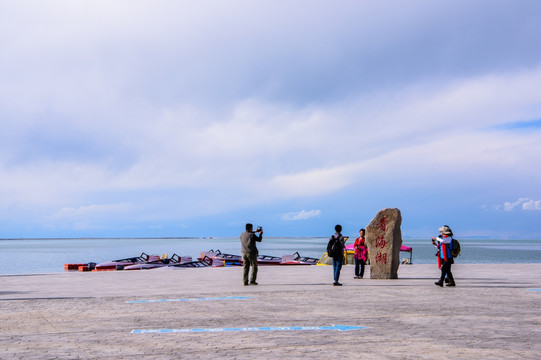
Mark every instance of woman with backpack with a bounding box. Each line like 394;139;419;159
432;225;456;287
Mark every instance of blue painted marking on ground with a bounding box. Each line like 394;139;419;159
527;289;541;292
127;296;251;304
131;324;367;334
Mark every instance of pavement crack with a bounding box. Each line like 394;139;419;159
35;310;100;360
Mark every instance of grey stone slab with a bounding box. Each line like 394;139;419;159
0;264;540;359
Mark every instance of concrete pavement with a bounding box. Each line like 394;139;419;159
1;263;540;359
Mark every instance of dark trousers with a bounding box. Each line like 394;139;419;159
354;258;365;278
439;260;454;283
242;253;258;284
332;258;343;283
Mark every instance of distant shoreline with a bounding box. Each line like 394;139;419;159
2;236;541;241
0;237;208;241
0;236;329;241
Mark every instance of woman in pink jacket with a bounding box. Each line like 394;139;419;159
353;229;368;279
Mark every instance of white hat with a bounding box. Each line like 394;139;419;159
439;225;453;235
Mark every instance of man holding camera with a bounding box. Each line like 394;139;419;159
240;223;263;286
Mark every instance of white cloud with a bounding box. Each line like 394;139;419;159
51;203;132;219
1;1;541;236
503;198;541;211
522;199;541;210
2;69;541;226
281;209;321;221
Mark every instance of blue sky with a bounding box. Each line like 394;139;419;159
1;1;540;239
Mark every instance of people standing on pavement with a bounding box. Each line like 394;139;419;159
432;225;456;287
328;224;346;286
353;228;368;279
240;223;263;286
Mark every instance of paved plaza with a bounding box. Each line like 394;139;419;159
1;263;540;359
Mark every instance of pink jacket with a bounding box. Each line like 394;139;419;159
354;237;368;262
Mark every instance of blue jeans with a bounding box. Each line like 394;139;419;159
332;258;343;283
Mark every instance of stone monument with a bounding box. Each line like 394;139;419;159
366;208;402;279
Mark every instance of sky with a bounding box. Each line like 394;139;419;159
1;0;541;239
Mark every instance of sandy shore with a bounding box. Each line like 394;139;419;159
1;263;540;359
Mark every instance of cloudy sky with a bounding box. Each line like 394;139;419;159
1;1;540;239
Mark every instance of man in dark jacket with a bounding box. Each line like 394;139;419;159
240;223;263;286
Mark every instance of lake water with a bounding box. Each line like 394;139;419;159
0;237;540;275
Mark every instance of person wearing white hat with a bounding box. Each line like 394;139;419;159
432;225;456;287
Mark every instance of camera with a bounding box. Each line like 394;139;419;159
256;226;262;232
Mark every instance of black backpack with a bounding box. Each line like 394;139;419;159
327;236;342;258
450;238;461;258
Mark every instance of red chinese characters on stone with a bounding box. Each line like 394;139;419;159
375;252;387;264
378;216;387;232
375;235;387;249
